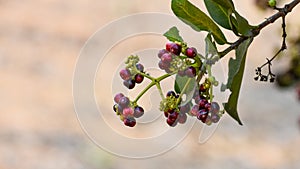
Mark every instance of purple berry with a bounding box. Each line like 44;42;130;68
123;107;134;117
190;105;199;116
135;74;144;84
210;102;220;114
134;106;144;118
123;79;136;89
118;104;124;113
136;63;144;72
186;47;197;58
119;97;130;108
158;49;168;58
178;113;187;124
185;66;196;78
197;109;208;123
211;114;220;123
179;104;190;114
124;117;136;127
114;93;124;103
170;43;182;55
119;69;131;81
161;53;173;64
158;60;169;70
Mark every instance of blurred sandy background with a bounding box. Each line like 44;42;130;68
0;0;300;169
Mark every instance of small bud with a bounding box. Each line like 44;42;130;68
268;0;276;7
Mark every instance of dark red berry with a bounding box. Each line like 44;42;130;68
135;74;144;84
158;49;168;58
166;43;172;52
204;102;211;112
170;43;182;55
114;93;124;103
185;66;196;78
168;111;179;121
198;99;208;109
124;117;136;127
134;106;144;118
161;53;173;64
186;47;197;58
119;69;131;81
158;60;169;70
119;97;130;108
136;63;144;72
166;91;176;97
210;102;220;114
211;114;220;123
199;84;207;93
178;113;187;124
166;118;178;127
190;105;199;116
197;109;208;123
164;111;169;118
123;79;136;89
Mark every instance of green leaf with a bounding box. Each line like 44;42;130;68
171;0;227;45
210;0;235;10
205;34;218;57
174;75;196;104
222;38;253;125
229;11;254;37
204;0;232;30
163;26;184;43
233;11;254;36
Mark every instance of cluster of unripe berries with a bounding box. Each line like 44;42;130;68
113;93;144;127
162;91;189;127
158;42;198;77
119;63;145;89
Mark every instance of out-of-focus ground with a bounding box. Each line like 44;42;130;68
0;0;300;169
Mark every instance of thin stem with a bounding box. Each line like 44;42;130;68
155;82;165;100
176;78;193;105
133;72;175;104
219;0;300;58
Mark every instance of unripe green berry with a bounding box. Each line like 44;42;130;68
268;0;276;7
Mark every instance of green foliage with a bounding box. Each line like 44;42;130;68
204;0;233;30
171;0;227;45
221;38;253;125
174;75;196;103
163;26;184;43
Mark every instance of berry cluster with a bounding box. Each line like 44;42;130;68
161;91;189;127
189;80;221;124
113;41;223;128
113;93;144;127
119;56;145;89
158;42;198;77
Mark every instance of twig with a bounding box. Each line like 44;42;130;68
219;0;300;58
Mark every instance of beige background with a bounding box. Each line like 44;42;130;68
0;0;300;169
